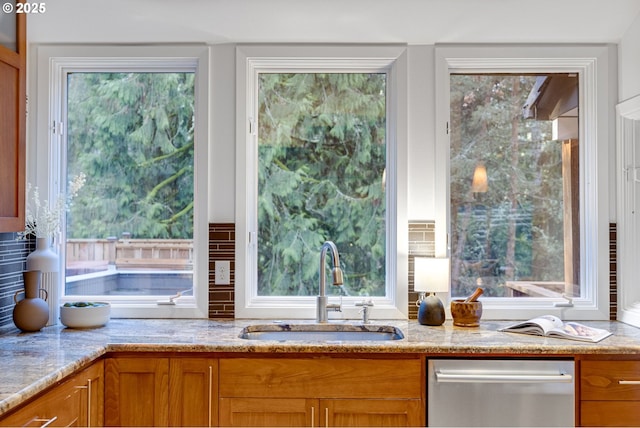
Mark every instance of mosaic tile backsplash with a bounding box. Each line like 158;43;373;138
0;233;33;328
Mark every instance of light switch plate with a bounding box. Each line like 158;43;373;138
215;260;230;285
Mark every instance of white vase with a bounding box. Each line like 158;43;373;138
26;238;60;326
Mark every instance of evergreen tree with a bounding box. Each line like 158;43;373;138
66;72;195;240
258;73;386;296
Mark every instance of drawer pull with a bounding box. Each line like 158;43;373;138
619;380;640;384
34;416;58;427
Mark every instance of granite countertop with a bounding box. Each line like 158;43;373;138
1;318;640;416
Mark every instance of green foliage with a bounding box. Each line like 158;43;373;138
258;73;386;297
450;75;566;297
66;72;195;239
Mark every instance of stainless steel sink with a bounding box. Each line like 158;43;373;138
239;323;404;341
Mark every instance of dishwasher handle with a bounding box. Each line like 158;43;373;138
435;370;573;384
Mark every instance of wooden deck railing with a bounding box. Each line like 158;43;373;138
66;238;193;272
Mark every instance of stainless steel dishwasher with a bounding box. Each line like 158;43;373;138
428;359;574;427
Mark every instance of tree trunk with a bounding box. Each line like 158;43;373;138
505;79;520;281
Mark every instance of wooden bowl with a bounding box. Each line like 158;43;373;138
450;299;482;327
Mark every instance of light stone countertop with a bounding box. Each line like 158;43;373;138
1;318;640;417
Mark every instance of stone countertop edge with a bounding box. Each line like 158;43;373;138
1;318;640;417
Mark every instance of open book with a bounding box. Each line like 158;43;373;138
499;315;612;343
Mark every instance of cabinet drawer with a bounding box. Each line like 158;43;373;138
0;378;83;427
580;401;640;427
219;357;422;399
581;361;640;400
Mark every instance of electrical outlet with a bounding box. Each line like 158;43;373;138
215;260;230;285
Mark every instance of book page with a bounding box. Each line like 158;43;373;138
549;321;612;342
502;315;563;334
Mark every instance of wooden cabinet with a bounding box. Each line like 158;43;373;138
105;356;217;427
0;0;26;232
0;360;104;427
169;357;218;427
104;357;169;427
580;359;640;427
218;357;424;427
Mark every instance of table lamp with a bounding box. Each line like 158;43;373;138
414;257;450;326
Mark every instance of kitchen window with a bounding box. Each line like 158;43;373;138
435;45;614;320
34;46;210;318
236;45;408;319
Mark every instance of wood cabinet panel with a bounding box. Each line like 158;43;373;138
581;360;640;400
104;357;169;427
580;401;640;427
169;358;218;427
0;360;104;427
219;356;424;427
325;398;423;427
0;5;25;232
218;397;423;428
219;357;422;399
579;358;640;427
219;398;315;427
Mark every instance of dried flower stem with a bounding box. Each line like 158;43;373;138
21;173;87;240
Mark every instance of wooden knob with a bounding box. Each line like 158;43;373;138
464;287;484;302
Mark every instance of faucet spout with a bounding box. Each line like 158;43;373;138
317;241;344;322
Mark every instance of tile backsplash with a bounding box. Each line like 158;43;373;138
0;233;33;328
408;221;436;319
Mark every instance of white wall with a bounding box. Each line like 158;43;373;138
406;46;436;221
619;12;640;102
209;45;236;223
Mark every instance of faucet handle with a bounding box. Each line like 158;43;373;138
356;299;374;323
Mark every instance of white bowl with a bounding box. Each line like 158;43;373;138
60;302;111;328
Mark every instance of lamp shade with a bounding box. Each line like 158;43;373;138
414;257;450;293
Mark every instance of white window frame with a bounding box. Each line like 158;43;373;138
235;45;408;319
32;45;210;318
616;93;640;327
435;45;614;320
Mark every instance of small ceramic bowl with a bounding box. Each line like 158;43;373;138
60;302;111;328
450;299;482;327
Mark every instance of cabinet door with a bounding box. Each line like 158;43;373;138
0;3;25;232
169;358;218;427
323;399;423;427
219;398;317;427
104;357;169;427
78;360;104;427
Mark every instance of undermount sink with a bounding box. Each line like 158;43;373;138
239;323;404;341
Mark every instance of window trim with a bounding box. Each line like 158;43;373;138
616;94;640;327
435;45;614;320
235;45;408;319
33;45;210;318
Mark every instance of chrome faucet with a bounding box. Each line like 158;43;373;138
317;241;344;322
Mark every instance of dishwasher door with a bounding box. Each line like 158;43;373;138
428;359;574;427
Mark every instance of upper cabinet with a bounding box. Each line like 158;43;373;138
0;1;26;232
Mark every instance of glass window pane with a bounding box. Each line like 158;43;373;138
257;73;387;297
449;74;580;299
65;72;195;297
